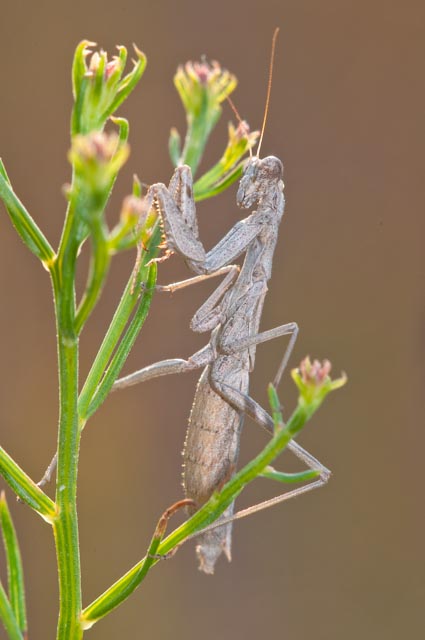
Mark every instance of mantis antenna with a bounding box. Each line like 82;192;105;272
256;26;280;158
227;96;253;159
227;27;280;159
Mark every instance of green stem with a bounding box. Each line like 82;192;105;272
51;217;83;638
52;332;82;640
56;201;84;337
180;109;219;175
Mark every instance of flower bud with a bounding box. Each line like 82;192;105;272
172;59;238;174
291;357;347;415
68;131;129;221
71;41;146;135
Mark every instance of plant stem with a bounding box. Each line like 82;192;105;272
52;334;82;640
181;110;218;175
51;231;83;638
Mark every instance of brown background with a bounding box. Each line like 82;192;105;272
0;1;424;638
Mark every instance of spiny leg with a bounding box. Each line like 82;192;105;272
212;377;330;479
207;375;330;530
154;265;238;294
115;264;244;391
152;170;205;266
113;343;214;390
190;266;239;333
153;264;240;333
221;321;299;366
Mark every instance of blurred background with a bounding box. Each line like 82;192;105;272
0;1;423;638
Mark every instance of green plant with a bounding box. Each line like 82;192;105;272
0;41;346;639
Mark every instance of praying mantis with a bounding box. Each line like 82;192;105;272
113;30;331;573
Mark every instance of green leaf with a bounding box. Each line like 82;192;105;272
0;580;23;640
105;46;146;121
194;162;244;201
193;122;257;193
0;447;56;522
74;216;110;334
83;261;157;421
260;466;320;484
72;40;95;100
0;493;27;635
0;161;56;267
168;127;181;167
78;213;161;421
192;121;258;201
267;383;284;432
110;116;130;145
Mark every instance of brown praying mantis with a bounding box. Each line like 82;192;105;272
113;30;331;573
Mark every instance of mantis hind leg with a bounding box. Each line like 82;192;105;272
212;373;330;480
206;370;330;531
209;322;330;481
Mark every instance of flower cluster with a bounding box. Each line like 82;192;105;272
292;357;347;416
71;41;146;135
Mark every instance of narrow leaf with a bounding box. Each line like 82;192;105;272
0;493;27;634
110;116;130;145
0;163;55;266
260;467;320;484
104;46;146;121
168;127;181;167
194;163;244;201
0;580;23;640
0;447;56;522
84;261;157;420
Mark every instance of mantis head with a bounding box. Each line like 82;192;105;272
237;155;283;209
